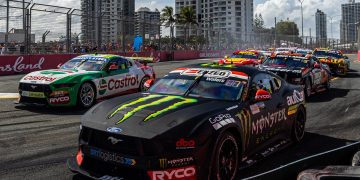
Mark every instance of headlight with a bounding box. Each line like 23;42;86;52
53;83;76;88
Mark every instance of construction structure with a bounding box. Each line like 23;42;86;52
135;7;160;40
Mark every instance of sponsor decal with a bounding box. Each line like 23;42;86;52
108;75;139;91
181;68;231;78
209;114;236;130
49;90;69;98
252;109;287;135
49;96;70;104
176;138;195;150
260;140;288;157
255;89;271;101
256;102;265;108
99;175;124;180
89;147;136;166
205;77;225;83
23;75;57;82
288;105;298;115
250;104;260;115
108;95;198;124
236;109;252;150
147;166;196;180
21;91;45;98
108;136;123;145
287;90;304;106
0;56;44;73
226;105;238;111
159;157;194;169
225;80;243;87
98;79;107;95
199;52;220;58
106;127;123;134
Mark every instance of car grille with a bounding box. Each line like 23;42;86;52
81;156;149;179
20;96;48;104
19;83;52;94
80;127;163;157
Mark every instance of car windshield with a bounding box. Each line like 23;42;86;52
60;57;107;71
231;53;258;59
313;51;342;58
263;56;308;68
149;75;247;101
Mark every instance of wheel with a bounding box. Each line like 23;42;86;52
352;151;360;166
211;132;239;180
78;82;96;108
139;76;150;92
304;78;312;98
291;107;306;143
324;79;331;91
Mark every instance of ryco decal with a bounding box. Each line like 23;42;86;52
287;90;304;106
108;75;139;91
49;96;70;104
236;109;252;150
159;157;194;169
252;109;287;135
24;75;57;82
108;95;198;124
209;114;235;130
147;166;196;180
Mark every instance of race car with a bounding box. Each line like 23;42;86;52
67;63;306;180
313;48;350;76
295;48;313;57
260;53;331;98
219;50;262;66
18;54;155;108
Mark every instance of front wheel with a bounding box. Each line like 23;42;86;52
291;107;306;143
139;76;150;92
211;132;239;180
77;82;96;108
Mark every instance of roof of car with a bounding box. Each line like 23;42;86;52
78;54;121;59
181;63;264;77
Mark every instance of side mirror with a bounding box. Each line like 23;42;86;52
224;55;229;59
314;63;321;69
255;89;271;101
108;64;118;71
144;79;154;89
57;63;62;69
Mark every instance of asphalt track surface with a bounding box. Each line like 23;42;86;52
0;57;360;180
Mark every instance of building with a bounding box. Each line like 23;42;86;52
315;9;327;44
175;0;254;42
135;7;161;40
0;29;35;44
81;0;135;45
340;0;360;43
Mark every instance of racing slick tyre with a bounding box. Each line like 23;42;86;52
77;82;96;109
304;78;312;98
211;132;239;180
291;107;306;143
139;76;150;92
352;151;360;166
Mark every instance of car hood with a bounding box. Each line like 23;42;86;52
20;69;98;84
82;93;233;139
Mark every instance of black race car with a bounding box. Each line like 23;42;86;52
260;54;331;98
68;63;306;180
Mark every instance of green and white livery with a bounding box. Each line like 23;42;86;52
18;54;155;108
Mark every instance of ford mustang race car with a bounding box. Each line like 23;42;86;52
219;50;262;66
18;54;155;108
261;54;331;98
67;63;306;180
313;48;349;76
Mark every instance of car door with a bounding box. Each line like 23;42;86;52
246;73;287;151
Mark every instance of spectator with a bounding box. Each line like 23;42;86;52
1;45;6;55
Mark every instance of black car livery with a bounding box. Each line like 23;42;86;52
68;63;307;180
261;55;331;97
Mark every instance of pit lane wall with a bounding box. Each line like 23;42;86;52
0;50;230;76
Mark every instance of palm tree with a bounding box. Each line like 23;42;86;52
160;6;177;50
178;6;198;41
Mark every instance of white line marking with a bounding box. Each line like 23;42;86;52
345;106;350;113
0;93;20;99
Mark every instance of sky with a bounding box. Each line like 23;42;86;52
0;0;354;41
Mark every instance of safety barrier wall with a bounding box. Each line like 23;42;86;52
0;50;230;76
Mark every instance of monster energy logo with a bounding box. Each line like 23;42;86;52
236;109;251;150
108;94;198;124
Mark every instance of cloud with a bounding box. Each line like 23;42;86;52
255;0;349;39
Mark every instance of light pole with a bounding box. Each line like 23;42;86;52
298;0;304;44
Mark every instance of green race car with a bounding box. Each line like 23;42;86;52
18;54;155;108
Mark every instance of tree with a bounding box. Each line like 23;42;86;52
178;6;198;41
160;6;177;50
253;13;265;33
276;21;301;44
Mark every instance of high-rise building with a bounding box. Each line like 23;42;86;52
175;0;254;41
175;0;199;38
135;7;161;40
340;0;360;43
81;0;135;45
315;9;327;44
